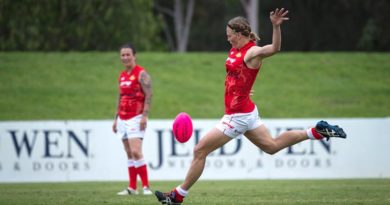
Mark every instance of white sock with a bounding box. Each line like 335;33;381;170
306;128;315;140
127;159;135;167
134;159;146;168
176;186;188;197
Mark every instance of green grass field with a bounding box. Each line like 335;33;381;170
0;179;389;205
0;52;389;120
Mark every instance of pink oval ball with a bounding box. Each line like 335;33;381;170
172;112;193;143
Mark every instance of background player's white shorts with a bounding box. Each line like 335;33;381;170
216;106;263;138
116;114;145;139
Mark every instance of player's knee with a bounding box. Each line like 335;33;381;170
193;144;208;159
124;147;131;155
262;146;278;155
265;149;278;155
131;150;143;160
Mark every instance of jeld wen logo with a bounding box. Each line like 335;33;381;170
8;130;90;158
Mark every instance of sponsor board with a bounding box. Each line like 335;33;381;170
0;118;389;182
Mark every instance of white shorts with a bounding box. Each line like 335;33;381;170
116;114;145;139
216;106;263;138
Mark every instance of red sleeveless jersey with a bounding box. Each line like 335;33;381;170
118;65;145;120
224;41;259;114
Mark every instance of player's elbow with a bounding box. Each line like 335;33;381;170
267;46;280;57
274;45;281;53
146;92;153;100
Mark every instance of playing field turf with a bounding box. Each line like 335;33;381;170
0;179;389;205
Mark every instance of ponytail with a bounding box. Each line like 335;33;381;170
249;32;260;42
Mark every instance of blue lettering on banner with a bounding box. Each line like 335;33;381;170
14;162;20;171
274;158;331;168
219;138;241;156
170;130;191;157
10;130;38;157
149;129;203;170
8;129;90;159
67;130;89;157
149;129;164;170
31;161;90;172
44;130;63;158
286;140;331;155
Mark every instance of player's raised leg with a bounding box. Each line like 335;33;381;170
245;124;307;154
245;121;346;154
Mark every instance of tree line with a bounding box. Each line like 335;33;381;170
0;0;388;52
0;0;163;51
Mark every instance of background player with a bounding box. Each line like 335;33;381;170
113;43;153;195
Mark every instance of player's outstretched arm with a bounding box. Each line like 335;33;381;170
248;8;289;60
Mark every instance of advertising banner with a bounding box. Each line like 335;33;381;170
0;118;389;182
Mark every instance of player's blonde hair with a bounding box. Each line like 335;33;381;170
227;16;260;42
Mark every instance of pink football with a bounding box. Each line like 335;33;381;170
172;112;193;143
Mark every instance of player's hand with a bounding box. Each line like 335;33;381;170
270;8;289;26
140;116;148;131
250;89;255;96
112;121;117;133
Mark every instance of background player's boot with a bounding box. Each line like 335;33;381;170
143;186;153;195
155;189;184;205
117;187;139;195
315;120;347;140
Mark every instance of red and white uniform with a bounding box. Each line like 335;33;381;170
116;65;150;191
224;41;259;114
118;65;145;120
216;41;263;138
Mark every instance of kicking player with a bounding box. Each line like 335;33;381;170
154;8;346;204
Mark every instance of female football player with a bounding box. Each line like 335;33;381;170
155;8;346;204
113;43;153;195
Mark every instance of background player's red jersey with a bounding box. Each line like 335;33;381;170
118;65;145;120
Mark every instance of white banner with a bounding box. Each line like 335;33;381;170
0;118;389;182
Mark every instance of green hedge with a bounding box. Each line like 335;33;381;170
0;0;165;51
